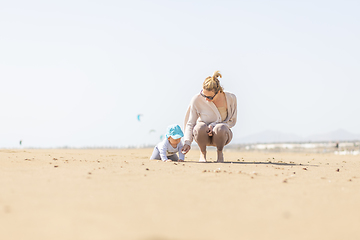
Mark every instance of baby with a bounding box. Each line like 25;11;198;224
150;124;186;162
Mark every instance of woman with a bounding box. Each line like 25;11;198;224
182;71;237;162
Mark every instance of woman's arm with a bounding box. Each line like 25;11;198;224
184;97;200;146
216;93;237;129
225;94;237;128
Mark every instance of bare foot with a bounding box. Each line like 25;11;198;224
217;150;224;163
199;152;207;162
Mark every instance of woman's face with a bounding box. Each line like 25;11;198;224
201;89;218;102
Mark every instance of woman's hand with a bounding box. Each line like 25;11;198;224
181;144;191;154
207;125;213;136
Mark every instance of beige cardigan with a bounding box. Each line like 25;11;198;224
184;91;237;146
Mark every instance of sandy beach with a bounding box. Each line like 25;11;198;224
1;148;359;240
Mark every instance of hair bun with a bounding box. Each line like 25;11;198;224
212;70;222;80
203;70;224;93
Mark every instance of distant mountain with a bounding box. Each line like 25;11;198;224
305;129;360;142
235;130;303;144
234;129;360;144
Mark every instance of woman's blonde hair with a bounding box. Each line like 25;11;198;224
203;70;223;93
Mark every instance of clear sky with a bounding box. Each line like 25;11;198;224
1;0;359;148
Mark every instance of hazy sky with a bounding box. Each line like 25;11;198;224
1;0;359;148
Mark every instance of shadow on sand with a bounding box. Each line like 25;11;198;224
187;160;318;167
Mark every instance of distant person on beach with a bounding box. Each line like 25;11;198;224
182;71;237;162
150;124;185;162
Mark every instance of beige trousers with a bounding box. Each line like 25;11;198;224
193;122;233;152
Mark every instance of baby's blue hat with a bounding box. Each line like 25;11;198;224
165;124;184;139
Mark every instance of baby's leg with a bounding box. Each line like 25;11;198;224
149;147;161;160
168;154;179;161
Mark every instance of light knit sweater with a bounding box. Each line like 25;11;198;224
184;91;237;146
156;138;185;161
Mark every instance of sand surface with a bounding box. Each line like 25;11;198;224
1;148;360;240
